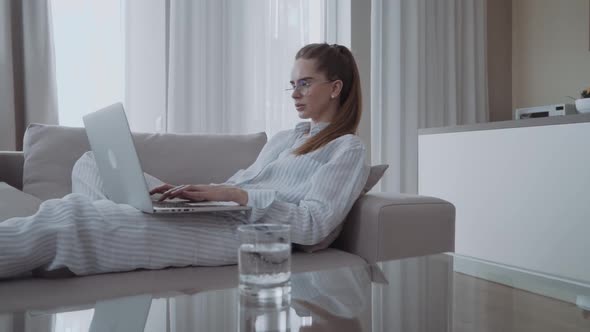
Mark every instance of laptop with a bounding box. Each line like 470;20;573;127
82;103;251;214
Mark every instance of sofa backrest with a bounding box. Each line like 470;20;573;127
22;124;267;201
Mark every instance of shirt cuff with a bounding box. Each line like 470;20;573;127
245;189;277;222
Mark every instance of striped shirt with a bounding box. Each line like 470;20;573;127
0;122;368;277
230;121;369;245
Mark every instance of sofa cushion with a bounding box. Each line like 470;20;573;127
0;182;42;220
22;124;267;200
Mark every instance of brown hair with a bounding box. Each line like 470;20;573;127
293;43;362;155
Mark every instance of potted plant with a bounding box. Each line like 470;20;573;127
576;87;590;113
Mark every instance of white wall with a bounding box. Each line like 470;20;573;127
419;122;590;283
512;0;590;110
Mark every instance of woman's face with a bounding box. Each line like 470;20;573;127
290;58;341;123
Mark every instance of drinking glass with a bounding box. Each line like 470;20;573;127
238;224;291;298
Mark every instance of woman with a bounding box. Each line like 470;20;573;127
0;43;369;278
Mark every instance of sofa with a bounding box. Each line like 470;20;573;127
0;123;455;312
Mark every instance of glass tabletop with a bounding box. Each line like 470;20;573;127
1;253;589;332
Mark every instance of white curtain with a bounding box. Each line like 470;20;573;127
126;0;328;137
0;0;58;151
51;0;124;128
371;0;488;193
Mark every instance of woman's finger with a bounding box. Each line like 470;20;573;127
158;186;235;202
165;185;189;199
183;189;234;202
156;185;184;201
164;184;187;195
183;184;237;192
182;184;215;192
149;183;174;195
157;191;171;201
156;184;230;195
179;191;207;202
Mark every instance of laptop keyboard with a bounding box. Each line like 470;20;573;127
152;200;190;208
153;199;240;208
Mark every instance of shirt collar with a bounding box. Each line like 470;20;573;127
295;122;330;137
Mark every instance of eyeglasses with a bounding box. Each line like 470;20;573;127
285;79;333;96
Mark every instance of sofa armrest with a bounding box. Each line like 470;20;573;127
333;192;455;263
0;182;41;220
0;151;24;190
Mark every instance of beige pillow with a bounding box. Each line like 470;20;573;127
296;164;389;253
22;123;267;200
362;164;389;194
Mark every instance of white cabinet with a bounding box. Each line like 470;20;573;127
419;118;590;283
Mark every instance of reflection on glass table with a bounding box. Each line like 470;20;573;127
1;253;590;332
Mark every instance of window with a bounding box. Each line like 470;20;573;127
51;0;346;135
51;0;124;127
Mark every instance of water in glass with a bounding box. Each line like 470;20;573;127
238;224;291;297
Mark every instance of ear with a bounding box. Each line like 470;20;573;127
330;80;344;99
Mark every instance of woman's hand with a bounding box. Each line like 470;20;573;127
150;184;249;205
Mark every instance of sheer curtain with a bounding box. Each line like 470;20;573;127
0;0;58;151
370;1;487;329
371;0;488;194
126;0;328;137
51;0;124;128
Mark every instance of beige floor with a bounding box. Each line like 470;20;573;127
453;272;590;332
